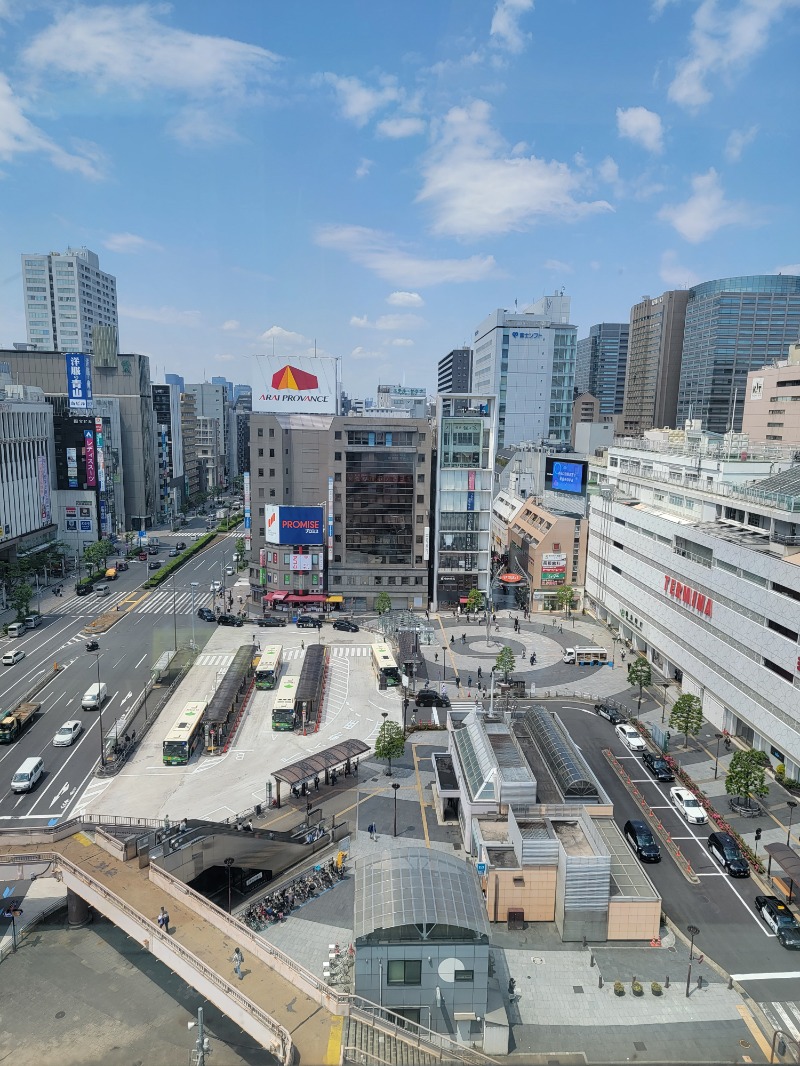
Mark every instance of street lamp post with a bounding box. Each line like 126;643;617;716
612;635;622;667
686;925;700;997
190;582;198;651
381;711;391;776
392;782;400;837
714;733;724;779
787;801;798;847
224;856;235;914
95;652;105;765
171;572;178;652
658;681;670;724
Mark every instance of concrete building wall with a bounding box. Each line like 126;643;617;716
742;348;800;448
509;498;587;611
621;290;689;436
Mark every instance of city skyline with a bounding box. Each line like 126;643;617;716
0;1;797;394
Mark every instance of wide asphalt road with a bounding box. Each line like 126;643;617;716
557;698;800;1004
0;516;244;827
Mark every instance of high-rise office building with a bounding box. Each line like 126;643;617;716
575;323;629;419
152;383;185;517
233;384;252;409
677;275;800;435
437;348;472;394
472;295;576;449
211;375;234;403
180;391;200;503
21;247;118;355
185;382;227;486
165;372;185;394
621;290;690;435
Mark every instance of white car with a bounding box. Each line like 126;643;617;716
670;786;708;824
2;649;26;666
225;565;235;576
210;580;222;593
53;720;83;747
615;723;646;751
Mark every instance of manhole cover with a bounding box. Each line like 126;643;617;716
668;945;678;953
634;1042;647;1052
531;956;544;965
739;1040;751;1049
55;1011;65;1020
573;985;584;993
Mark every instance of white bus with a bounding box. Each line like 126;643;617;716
255;644;283;690
272;675;299;731
163;702;206;765
371;643;401;687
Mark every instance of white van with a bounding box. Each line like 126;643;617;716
94;583;110;597
82;682;108;710
6;622;25;638
24;614;42;629
11;756;44;793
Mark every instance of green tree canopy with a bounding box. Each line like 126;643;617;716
83;539;113;575
555;585;575;613
465;588;484;613
725;749;769;805
668;693;703;748
375;719;406;774
10;581;33;621
375;591;392;615
627;657;652;713
495;646;515;681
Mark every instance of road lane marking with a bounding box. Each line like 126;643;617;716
732;971;800;980
736;1003;774;1059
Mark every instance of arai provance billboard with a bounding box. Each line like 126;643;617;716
254;355;339;414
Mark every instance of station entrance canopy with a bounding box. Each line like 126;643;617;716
271;739;369;807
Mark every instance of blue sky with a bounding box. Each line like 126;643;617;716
0;0;798;396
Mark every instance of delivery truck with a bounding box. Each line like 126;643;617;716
0;701;41;743
562;646;609;666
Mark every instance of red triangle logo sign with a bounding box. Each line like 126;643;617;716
271;365;319;391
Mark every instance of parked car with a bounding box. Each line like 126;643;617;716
670;786;707;824
197;607;216;622
175;541;187;550
415;689;451;708
296;615;322;629
754;895;800;948
217;614;243;627
148;560;162;571
615;723;646;751
333;619;360;632
2;648;26;666
115;560;129;571
623;819;661;863
642;750;675;782
53;720;83;747
255;615;287;627
76;583;94;596
594;703;624;724
707;831;750;877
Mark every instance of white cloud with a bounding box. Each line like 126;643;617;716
350;346;386;362
490;0;534;53
389;338;414;347
216;353;236;363
376;116;426;139
103;232;162;253
320;73;400;126
0;73;103;178
316;224;496;286
668;0;800;110
774;264;800;275
258;325;333;359
24;4;280;98
222;320;240;331
543;259;572;273
616;106;664;154
724;125;758;162
417;100;612;238
167;107;242;146
659;249;701;287
355;157;374;179
658;168;751;243
350;313;425;331
120;304;203;325
387;291;424;307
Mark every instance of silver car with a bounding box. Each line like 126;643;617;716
53;720;83;747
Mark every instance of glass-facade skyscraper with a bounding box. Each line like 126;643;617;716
677;275;800;434
575;322;629;418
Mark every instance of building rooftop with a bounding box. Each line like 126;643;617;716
594;818;660;900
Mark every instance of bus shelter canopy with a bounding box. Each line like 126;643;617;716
273;739;369;787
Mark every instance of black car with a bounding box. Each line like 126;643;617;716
75;583;94;596
415;689;451;708
754;895;800;948
594;703;624;725
332;619;360;632
148;546;159;555
707;831;750;877
217;613;244;627
148;560;162;570
175;541;187;550
197;607;216;622
256;615;287;628
642;750;675;782
623;819;661;863
296;615;322;629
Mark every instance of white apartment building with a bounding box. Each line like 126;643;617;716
376;384;427;418
472;294;576;450
185;382;227;484
21;247;118;355
587;432;800;777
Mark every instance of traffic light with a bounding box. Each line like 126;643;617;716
754;827;762;842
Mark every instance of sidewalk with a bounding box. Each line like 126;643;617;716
0;878;67;957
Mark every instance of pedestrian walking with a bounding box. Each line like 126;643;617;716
434;652;439;663
425;609;429;620
157;906;170;933
301;639;305;650
314;774;320;791
368;822;375;840
468;675;472;687
232;946;244;980
559;625;563;634
477;666;482;679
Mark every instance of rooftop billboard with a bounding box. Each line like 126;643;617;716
254;355;339;414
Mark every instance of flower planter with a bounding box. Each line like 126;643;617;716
613;981;625;997
651;982;663;996
632;982;644;996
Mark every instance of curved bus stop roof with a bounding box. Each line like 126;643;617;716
765;842;800;884
273;739;369;787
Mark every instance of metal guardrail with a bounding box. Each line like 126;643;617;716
0;897;66;965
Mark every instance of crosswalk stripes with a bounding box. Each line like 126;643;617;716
762;1001;800;1044
195;653;235;668
282;644;371;663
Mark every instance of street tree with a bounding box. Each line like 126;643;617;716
375;719;406;776
83;539;113;575
555;585;575;615
466;588;484;614
10;581;33;621
375;591;392;615
235;537;246;566
495;646;515;682
725;749;769;808
626;658;652;714
668;693;703;748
